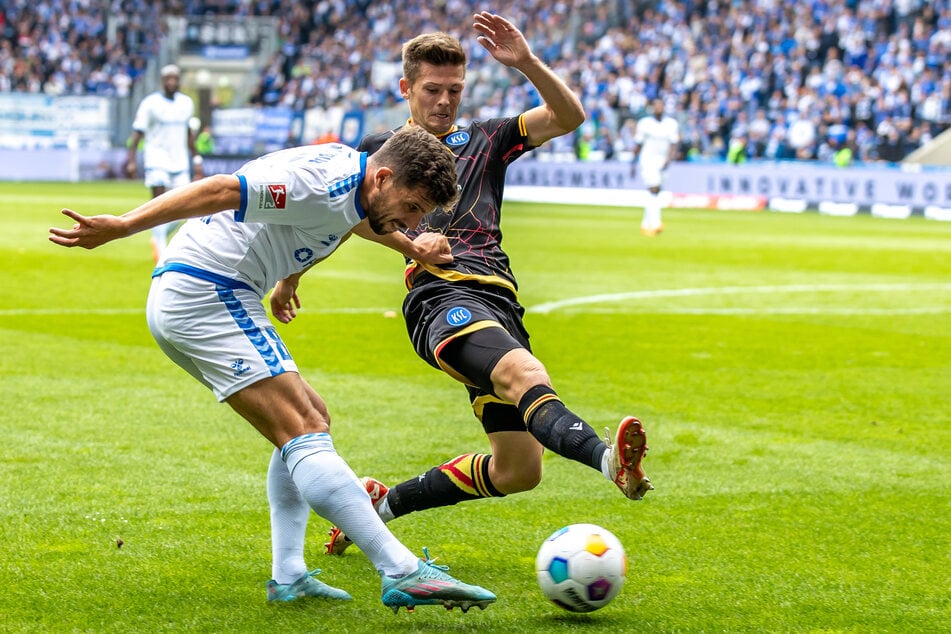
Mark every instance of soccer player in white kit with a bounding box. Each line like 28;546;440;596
125;64;205;263
49;126;497;613
632;98;680;236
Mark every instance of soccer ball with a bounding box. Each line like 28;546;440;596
535;523;626;612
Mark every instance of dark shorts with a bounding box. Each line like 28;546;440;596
403;281;532;433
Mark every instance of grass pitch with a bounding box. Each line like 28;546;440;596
1;180;949;632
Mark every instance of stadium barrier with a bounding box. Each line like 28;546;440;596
504;159;951;221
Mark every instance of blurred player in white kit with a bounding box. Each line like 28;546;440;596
632;97;679;236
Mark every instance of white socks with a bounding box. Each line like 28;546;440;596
376;497;395;523
279;433;419;578
600;447;613;481
641;193;663;231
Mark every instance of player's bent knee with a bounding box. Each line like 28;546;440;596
491;353;551;402
490;461;543;494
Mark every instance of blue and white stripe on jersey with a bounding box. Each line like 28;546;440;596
328;173;359;198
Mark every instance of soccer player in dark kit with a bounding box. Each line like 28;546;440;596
325;13;654;555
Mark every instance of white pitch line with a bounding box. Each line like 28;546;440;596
527;283;951;314
0;308;145;316
555;307;951;315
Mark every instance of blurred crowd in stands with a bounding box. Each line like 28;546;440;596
0;0;162;97
1;0;949;164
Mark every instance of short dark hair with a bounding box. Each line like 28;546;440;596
374;126;459;211
402;32;467;84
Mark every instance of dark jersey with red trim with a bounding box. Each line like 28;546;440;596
357;116;531;295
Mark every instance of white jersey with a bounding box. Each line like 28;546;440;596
131;91;195;173
634;115;680;163
157;143;368;297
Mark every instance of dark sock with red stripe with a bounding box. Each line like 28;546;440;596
386;453;504;519
518;385;606;470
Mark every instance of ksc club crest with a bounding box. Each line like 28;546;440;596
445;131;470;147
446;306;472;326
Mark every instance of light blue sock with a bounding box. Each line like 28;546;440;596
267;448;309;584
282;433;418;576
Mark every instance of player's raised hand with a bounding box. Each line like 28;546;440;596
473;12;531;68
49;208;128;249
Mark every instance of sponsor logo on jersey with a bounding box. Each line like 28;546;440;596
445;131;470;146
294;247;314;264
446;306;472;326
262;184;287;209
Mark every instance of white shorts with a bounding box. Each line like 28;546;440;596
144;168;190;190
146;272;297;402
638;156;666;189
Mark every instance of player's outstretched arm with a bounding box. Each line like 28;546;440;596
49;174;241;250
351;220;453;265
49;208;131;250
473;12;584;146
